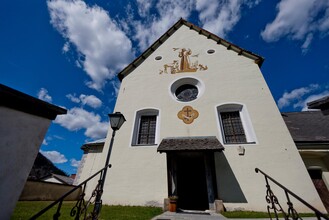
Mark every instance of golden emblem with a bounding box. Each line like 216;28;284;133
160;48;208;74
178;106;199;124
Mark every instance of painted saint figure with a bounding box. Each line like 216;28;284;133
179;48;193;71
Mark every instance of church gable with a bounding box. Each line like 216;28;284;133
118;19;264;81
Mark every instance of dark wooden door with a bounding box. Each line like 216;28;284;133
312;179;329;212
176;153;208;210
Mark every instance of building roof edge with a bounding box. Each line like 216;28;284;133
0;84;67;120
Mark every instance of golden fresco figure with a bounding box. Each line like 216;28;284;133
160;48;207;74
178;48;195;72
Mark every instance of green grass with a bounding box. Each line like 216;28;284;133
11;201;163;220
221;211;270;218
13;202;325;219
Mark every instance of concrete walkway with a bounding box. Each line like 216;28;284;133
151;211;227;220
152;211;322;220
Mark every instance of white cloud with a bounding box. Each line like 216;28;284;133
319;6;329;33
301;33;313;54
66;93;80;103
38;88;52;102
196;0;261;37
196;0;241;37
132;0;194;50
110;79;121;97
136;0;153;17
53;135;65;140
244;0;262;8
47;0;134;91
42;139;49;146
66;93;102;108
277;84;329;111
62;42;70;53
70;158;80;168
261;0;329;51
277;84;319;109
54;107;108;139
79;94;102;108
40;150;68;164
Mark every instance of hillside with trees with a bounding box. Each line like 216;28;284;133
28;152;67;180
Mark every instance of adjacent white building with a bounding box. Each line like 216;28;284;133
75;19;326;213
0;84;66;219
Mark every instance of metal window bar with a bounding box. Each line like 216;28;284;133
255;168;329;220
137;115;156;144
221;111;247;144
29;164;111;220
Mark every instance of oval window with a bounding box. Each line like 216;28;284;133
207;49;215;54
155;56;162;60
175;84;198;102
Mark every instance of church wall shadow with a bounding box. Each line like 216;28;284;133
214;152;247;203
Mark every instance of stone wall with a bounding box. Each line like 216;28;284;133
19;181;81;201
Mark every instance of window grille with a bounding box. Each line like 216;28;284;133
220;111;247;144
137;115;156;145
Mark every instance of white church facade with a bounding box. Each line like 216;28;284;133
75;19;326;212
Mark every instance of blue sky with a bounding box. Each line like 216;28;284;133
1;0;329;175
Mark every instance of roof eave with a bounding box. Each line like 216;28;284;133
157;136;225;153
0;84;67;120
81;142;104;150
307;96;329;109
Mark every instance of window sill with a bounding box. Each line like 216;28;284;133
131;144;158;147
224;142;256;145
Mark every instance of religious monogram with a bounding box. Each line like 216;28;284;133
177;106;199;124
159;48;208;74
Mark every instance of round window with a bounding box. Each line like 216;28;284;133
169;77;204;102
175;84;198;102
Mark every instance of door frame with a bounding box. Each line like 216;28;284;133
166;151;217;210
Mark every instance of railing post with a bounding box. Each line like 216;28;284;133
264;175;287;220
53;200;63;220
91;174;104;219
70;182;87;220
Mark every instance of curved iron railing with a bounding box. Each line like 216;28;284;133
30;164;111;220
255;168;329;220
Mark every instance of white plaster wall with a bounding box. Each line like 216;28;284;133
0;107;51;219
80;25;325;212
75;151;104;194
99;131;167;207
73;154;87;185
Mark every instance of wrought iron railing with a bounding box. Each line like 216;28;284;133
255;168;329;220
30;164;111;220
